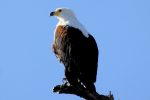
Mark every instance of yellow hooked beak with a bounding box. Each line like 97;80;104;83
50;10;61;16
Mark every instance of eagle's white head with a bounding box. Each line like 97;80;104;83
50;8;76;21
50;7;89;37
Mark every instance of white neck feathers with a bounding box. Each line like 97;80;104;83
56;16;89;38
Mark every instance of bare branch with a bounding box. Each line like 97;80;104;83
53;84;114;100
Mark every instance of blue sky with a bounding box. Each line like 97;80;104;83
0;0;150;100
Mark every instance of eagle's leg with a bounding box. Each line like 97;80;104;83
82;80;96;93
79;75;96;93
65;66;80;87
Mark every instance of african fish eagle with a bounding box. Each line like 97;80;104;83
50;8;99;92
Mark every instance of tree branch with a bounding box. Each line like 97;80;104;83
53;83;114;100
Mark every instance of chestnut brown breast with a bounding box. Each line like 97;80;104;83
52;25;68;61
55;25;68;38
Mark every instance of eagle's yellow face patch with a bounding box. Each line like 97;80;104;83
54;9;62;16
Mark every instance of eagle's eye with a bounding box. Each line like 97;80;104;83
58;9;62;12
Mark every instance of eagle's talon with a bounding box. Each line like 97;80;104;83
62;77;68;83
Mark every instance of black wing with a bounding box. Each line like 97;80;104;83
61;26;98;83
